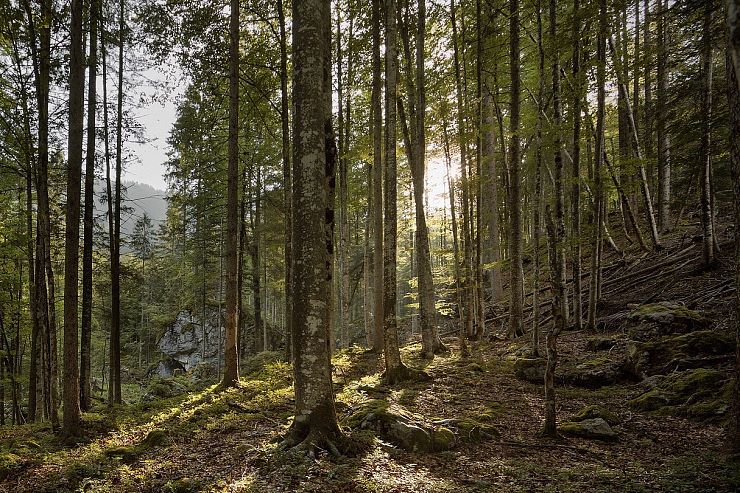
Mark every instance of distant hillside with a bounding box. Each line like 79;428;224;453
92;180;168;241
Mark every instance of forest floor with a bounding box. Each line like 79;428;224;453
1;218;739;492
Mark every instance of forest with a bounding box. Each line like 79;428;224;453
0;0;739;491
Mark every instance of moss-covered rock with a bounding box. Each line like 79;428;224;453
558;418;618;441
626;302;710;341
628;369;731;421
586;337;618;351
140;428;168;448
628;330;735;378
514;357;546;384
569;405;621;426
562;355;632;388
627;390;672;411
430;427;456;450
343;400;455;452
449;418;500;442
103;445;139;463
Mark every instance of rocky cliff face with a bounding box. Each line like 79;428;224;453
157;310;223;372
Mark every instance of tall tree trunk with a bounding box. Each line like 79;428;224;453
474;0;485;340
443;117;468;357
371;0;384;354
284;0;343;452
101;7;115;404
110;0;125;405
532;0;544;357
727;0;740;453
222;0;240;387
406;0;442;358
571;0;583;331
644;0;654;193
657;0;671;232
63;0;85;436
543;0;567;438
508;0;524;338
277;0;292;362
382;0;408;384
13;27;39;419
336;2;352;350
80;0;98;412
451;0;474;342
29;0;58;428
481;85;503;303
588;0;607;334
238;167;248;359
700;5;714;268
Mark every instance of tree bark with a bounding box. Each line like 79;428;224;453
382;0;408;384
543;0;567;438
727;0;740;453
63;0;85;436
451;0;474;342
644;0;654;192
284;0;343;452
700;5;714;268
371;0;384;353
277;0;292;362
657;0;671;232
222;0;240;387
109;0;125;405
80;0;98;412
588;0;607;334
508;0;524;338
442;117;468;357
532;0;544;357
571;0;583;331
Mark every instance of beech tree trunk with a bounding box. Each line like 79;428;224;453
284;0;343;451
